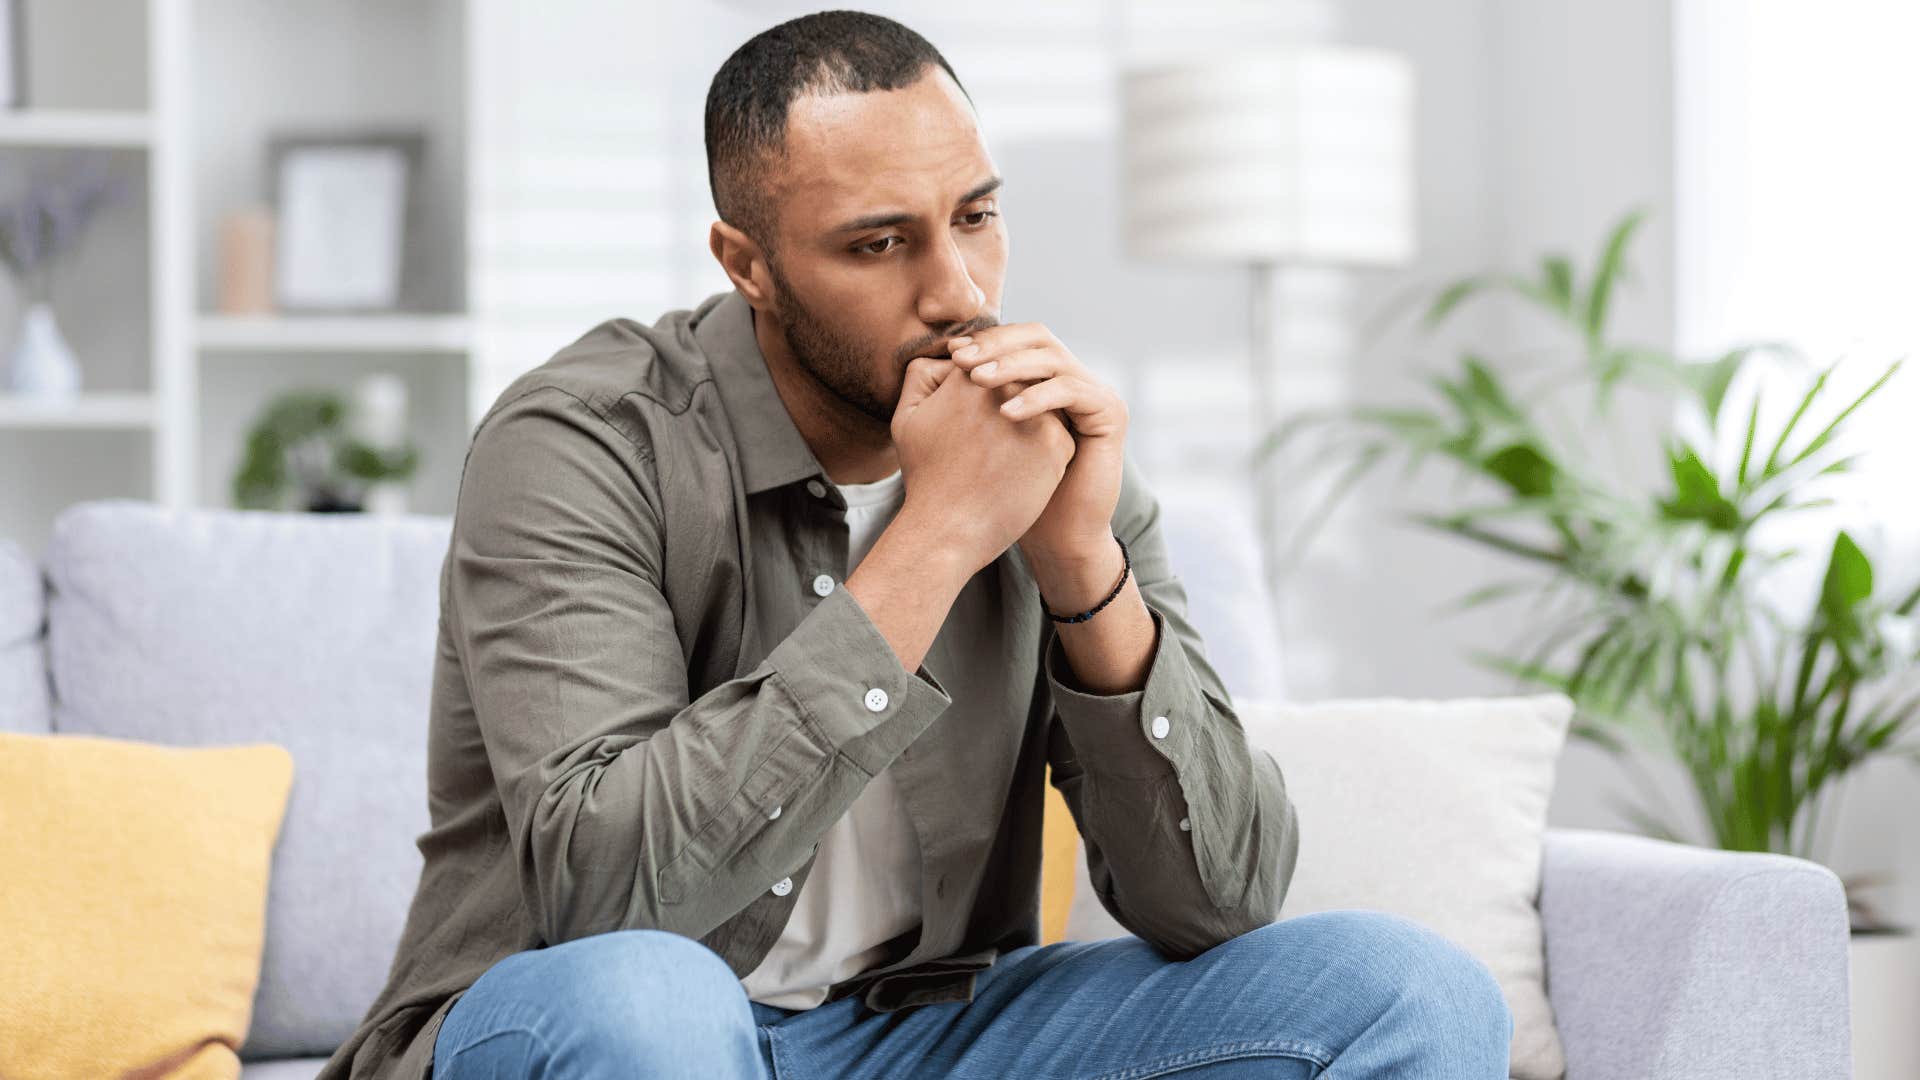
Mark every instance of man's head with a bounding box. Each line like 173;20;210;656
705;10;1006;424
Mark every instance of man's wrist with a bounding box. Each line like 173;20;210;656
886;501;982;591
1025;534;1125;615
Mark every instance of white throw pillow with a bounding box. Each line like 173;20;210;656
1064;693;1571;1080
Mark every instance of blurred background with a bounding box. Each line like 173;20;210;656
1;0;1915;976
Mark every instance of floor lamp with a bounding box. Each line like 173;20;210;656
1120;47;1416;605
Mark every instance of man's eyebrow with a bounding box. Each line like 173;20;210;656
829;176;1005;234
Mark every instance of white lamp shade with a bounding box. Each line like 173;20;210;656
1122;48;1416;266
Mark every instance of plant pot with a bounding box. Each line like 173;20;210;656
363;481;409;516
1850;927;1920;1079
7;301;83;400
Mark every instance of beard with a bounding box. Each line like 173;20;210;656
767;258;998;425
768;260;899;424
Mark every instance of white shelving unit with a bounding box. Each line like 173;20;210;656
0;392;156;429
0;109;153;148
196;314;473;355
0;0;476;553
2;0;747;555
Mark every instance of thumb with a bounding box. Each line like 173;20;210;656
896;356;957;413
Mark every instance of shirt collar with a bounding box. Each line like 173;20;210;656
694;288;829;496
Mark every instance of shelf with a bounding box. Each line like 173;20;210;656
0;392;155;429
197;314;473;354
0;109;153;148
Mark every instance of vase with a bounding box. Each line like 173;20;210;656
363;482;410;516
1850;927;1920;1079
7;301;83;400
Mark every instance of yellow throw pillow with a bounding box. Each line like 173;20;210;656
1039;765;1078;944
0;732;294;1080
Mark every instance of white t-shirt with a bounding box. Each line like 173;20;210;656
740;467;923;1009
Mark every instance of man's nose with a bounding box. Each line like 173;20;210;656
917;234;986;328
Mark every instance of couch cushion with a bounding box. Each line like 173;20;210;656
0;537;49;734
1149;489;1286;700
45;499;452;1060
1067;693;1572;1080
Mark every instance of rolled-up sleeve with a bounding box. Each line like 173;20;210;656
1043;454;1299;958
450;385;950;948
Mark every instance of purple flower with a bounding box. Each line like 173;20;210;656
0;150;135;279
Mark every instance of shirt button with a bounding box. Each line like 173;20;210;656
811;573;835;597
1178;817;1192;832
864;687;889;712
1150;714;1171;739
767;804;782;821
771;877;793;897
806;479;828;498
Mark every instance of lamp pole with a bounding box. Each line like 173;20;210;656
1249;259;1280;604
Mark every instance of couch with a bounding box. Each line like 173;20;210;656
0;498;1852;1078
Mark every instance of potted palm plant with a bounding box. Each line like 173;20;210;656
1260;208;1919;1067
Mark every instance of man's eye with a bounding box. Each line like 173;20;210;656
857;236;901;256
962;209;1000;227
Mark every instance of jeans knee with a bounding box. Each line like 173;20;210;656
1288;911;1511;1043
455;929;755;1072
543;927;740;995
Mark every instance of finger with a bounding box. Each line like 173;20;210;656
1000;376;1126;436
948;323;1054;364
897;356;957;411
965;345;1066;389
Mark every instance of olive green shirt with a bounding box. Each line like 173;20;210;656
318;288;1300;1080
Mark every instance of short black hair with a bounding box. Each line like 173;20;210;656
704;10;971;256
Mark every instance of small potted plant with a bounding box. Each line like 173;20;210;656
232;386;422;513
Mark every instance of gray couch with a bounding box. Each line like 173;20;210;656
0;498;1852;1079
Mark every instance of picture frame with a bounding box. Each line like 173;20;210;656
267;131;425;313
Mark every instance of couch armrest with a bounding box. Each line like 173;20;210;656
1539;827;1851;1080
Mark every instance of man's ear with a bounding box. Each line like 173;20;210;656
709;220;775;312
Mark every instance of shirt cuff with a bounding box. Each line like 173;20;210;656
764;582;952;776
1045;603;1205;780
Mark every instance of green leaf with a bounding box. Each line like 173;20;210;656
1784;359;1902;473
1735;393;1762;488
1761;362;1836;478
1462;356;1524;422
1481;444;1558;498
1659;446;1740;530
1423;276;1496;329
1819;532;1873;639
1684;347;1749;424
1540;255;1577;318
1584;208;1646;342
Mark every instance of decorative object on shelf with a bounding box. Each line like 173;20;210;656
267;130;424;313
1263;209;1919;929
0;149;133;400
233;384;421;514
347;373;411;516
8;300;77;398
0;0;24;110
1118;46;1416;598
217;204;275;314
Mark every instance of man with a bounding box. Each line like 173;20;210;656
319;10;1512;1079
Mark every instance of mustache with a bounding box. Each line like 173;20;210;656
897;316;1001;363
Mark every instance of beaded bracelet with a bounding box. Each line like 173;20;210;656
1042;535;1130;624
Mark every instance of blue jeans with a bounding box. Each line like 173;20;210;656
432;911;1514;1078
